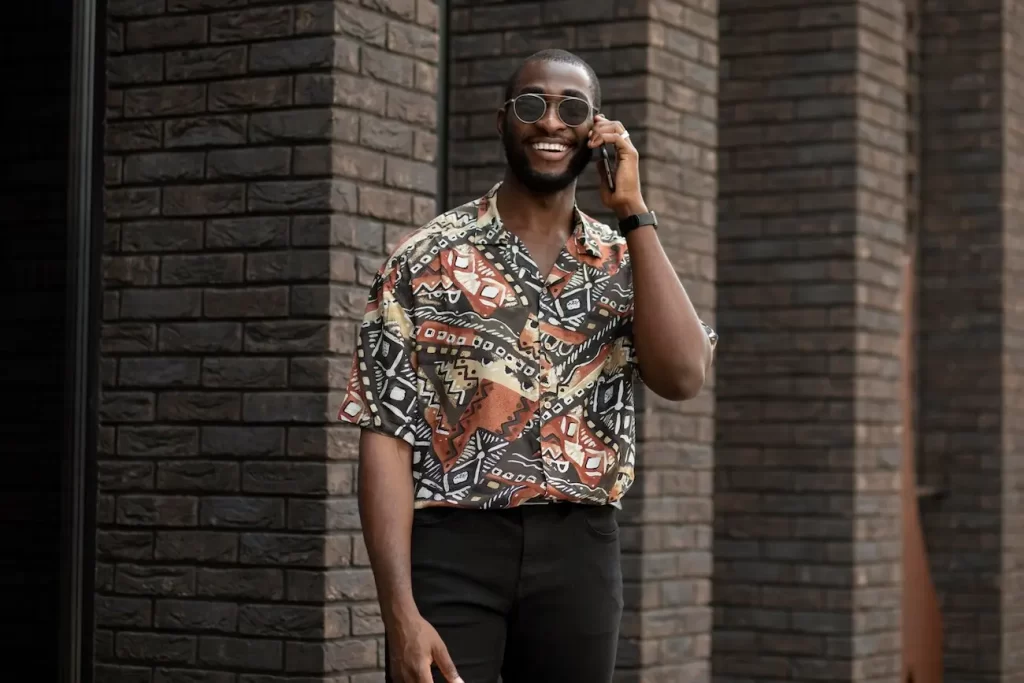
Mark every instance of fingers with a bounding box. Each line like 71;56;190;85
589;115;635;154
433;641;464;683
592;114;625;133
589;131;636;155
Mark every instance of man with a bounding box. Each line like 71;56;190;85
337;49;717;683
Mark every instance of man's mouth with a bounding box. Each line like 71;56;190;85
529;141;572;161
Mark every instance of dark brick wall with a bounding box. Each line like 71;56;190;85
446;1;717;680
627;2;717;680
850;5;906;678
97;1;439;681
1004;5;1024;680
916;4;1002;679
916;1;1024;681
716;2;904;681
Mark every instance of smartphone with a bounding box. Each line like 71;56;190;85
598;144;616;193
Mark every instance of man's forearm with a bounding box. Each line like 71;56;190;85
590;116;711;400
357;429;419;627
625;221;712;401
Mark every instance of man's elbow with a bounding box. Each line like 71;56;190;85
650;363;706;402
675;364;707;401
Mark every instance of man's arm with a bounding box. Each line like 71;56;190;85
622;223;713;400
357;429;462;683
338;253;462;682
358;429;418;627
590;114;714;401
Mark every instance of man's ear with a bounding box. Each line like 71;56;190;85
496;108;504;138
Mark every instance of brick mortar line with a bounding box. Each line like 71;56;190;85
113;78;441;103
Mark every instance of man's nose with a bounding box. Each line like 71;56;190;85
536;101;565;133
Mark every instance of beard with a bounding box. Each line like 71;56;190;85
502;123;593;195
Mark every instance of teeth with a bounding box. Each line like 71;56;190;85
533;143;568;152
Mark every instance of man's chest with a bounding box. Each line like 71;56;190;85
407;241;633;370
395;232;639;500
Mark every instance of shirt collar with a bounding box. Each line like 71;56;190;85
470;182;604;258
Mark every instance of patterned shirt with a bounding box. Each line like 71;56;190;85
338;182;715;510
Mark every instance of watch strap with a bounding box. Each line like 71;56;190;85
618;211;657;235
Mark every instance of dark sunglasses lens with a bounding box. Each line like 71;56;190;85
559;99;590;126
514;95;546;123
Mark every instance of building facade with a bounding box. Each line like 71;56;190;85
88;1;1023;682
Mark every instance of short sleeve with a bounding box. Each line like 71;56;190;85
337;256;421;445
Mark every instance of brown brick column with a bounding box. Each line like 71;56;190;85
1005;4;1024;678
447;1;718;680
1004;1;1024;672
916;2;1024;681
97;1;439;680
716;2;905;681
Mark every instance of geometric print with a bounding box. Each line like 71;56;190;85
338;182;714;510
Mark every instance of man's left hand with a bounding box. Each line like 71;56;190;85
588;114;648;219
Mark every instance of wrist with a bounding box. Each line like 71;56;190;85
614;198;649;220
381;595;420;630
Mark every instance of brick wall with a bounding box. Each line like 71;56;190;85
445;1;718;679
96;1;438;681
1003;3;1024;680
916;2;1003;680
850;4;906;680
716;2;904;681
630;2;717;680
1004;3;1024;680
915;1;1024;681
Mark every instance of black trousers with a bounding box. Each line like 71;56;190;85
384;503;624;683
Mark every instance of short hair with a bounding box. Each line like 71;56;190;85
503;49;602;111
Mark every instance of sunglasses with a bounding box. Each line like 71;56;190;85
503;93;595;128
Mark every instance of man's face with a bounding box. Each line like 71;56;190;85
499;61;595;194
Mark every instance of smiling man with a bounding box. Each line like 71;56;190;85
338;49;718;683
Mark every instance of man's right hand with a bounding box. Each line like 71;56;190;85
388;614;463;683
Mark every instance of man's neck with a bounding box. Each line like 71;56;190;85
496;172;577;239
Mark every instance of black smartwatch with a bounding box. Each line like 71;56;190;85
618;211;657;236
